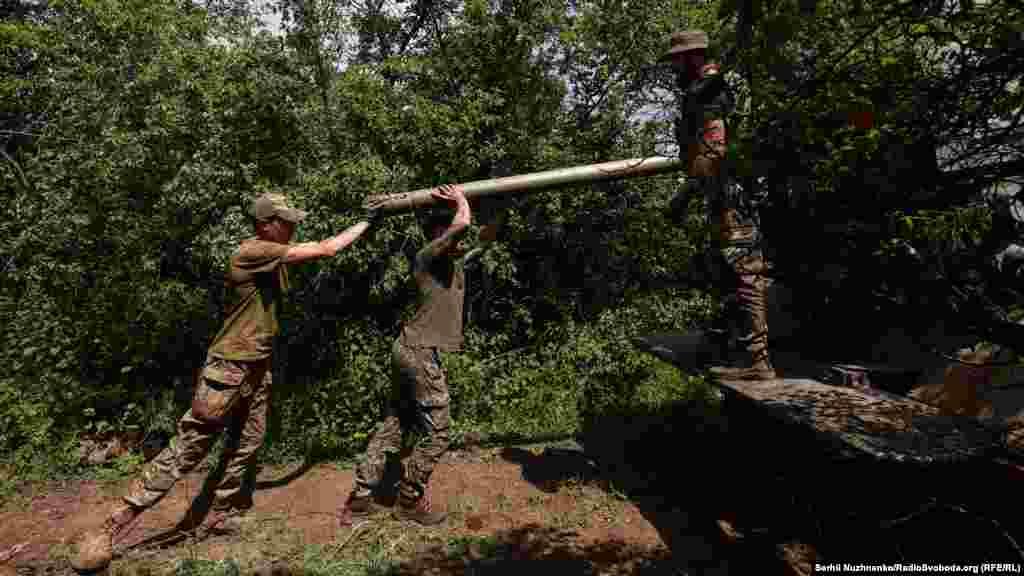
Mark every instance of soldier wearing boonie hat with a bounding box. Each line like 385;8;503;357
248;192;309;222
662;30;777;382
660;30;708;59
70;193;383;573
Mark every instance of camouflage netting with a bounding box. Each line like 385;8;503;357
720;378;1006;465
633;333;1009;464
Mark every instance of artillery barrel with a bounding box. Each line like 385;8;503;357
364;156;684;214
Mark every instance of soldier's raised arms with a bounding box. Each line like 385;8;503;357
279;203;381;264
418;183;472;261
341;182;495;528
281;221;372;263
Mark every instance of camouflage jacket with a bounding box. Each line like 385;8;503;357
675;72;765;237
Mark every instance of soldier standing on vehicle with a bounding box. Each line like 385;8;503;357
663;30;776;380
339;183;504;526
71;193;381;573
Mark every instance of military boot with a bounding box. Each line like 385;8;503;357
708;325;776;380
709;357;776;381
394;485;446;526
709;272;777;381
70;503;140;573
338;490;391;527
201;505;248;536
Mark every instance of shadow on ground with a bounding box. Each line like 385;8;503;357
111;398;1024;576
384;524;675;576
252;458;318;491
578;401;799;574
111;453;322;559
167;526;676;576
493;399;803;574
499;397;1024;572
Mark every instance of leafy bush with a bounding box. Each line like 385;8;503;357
0;0;718;475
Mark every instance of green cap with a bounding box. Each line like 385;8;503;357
248;193;307;223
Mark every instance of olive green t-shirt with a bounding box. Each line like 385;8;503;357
399;246;465;351
207;238;290;361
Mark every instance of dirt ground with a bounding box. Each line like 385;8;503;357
0;442;814;576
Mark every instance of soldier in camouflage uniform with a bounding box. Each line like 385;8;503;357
340;183;503;526
663;31;776;380
71;194;380;573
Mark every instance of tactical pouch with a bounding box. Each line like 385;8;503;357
192;357;246;423
409;348;448;408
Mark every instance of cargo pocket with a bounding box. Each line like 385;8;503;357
192;357;246;423
415;349;450;408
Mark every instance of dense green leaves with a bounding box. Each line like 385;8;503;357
0;0;713;470
3;0;1019;474
724;0;1024;350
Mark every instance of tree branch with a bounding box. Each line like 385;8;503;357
0;149;33;194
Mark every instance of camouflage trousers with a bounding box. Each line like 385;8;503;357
354;340;451;502
713;232;772;367
124;355;271;512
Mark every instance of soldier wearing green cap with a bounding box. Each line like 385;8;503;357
663;30;776;381
71;193;383;573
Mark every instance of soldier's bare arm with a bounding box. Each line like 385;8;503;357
422;184;472;260
283;221;372;264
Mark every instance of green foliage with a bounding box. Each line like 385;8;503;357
727;0;1024;347
301;543;398;576
447;535;500;558
1;0;725;474
445;289;715;445
90;452;146;483
174;558;242;576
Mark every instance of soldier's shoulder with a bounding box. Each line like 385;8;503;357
234;238;289;265
240;237;287;252
235;236;262;251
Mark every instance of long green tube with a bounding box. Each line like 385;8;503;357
364;156;684;213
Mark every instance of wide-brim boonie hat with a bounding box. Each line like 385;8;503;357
248;193;308;222
659;30;708;61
